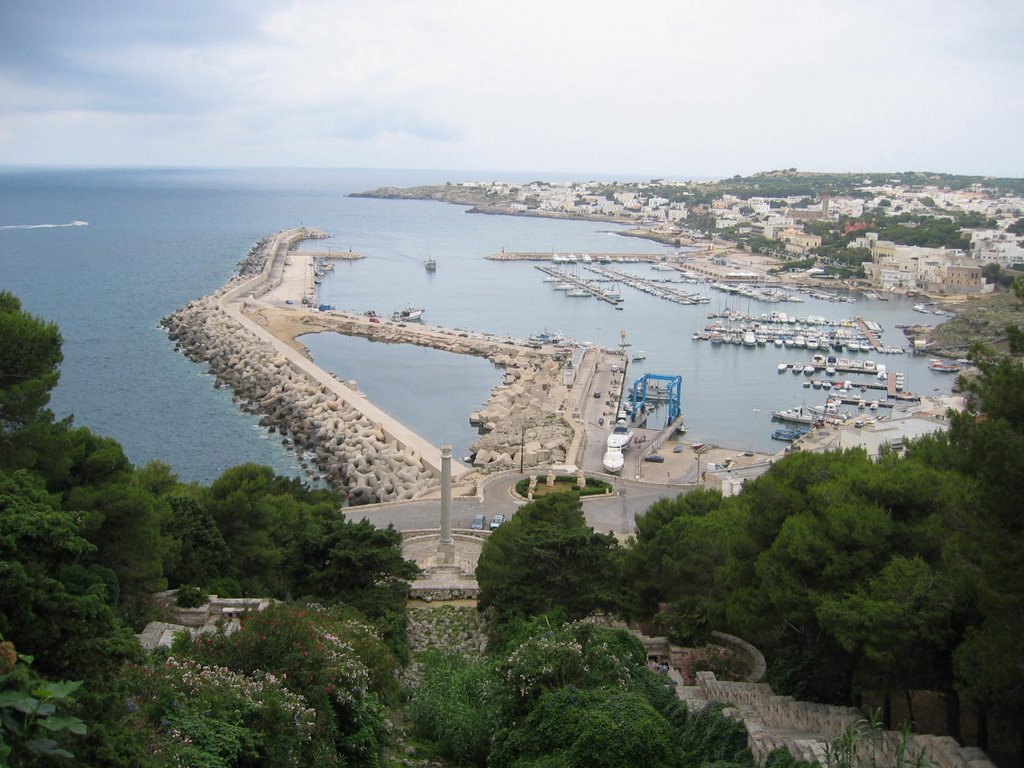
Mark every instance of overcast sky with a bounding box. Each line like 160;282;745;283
2;0;1022;178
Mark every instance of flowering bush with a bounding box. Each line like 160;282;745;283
503;631;587;702
678;645;747;685
126;656;316;767
181;603;391;766
500;622;647;706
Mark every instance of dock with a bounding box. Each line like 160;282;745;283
584;264;708;306
298;249;364;260
488;250;666;262
534;264;621;304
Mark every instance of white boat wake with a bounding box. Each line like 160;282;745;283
0;220;88;230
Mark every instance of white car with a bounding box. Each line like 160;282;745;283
489;514;505;530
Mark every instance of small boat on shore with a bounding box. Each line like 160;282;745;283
392;306;425;322
602;447;624;473
771;427;808;442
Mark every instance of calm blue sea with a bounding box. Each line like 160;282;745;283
0;167;955;483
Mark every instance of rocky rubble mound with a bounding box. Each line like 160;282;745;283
162;291;437;504
468;355;573;471
407;605;487;659
316;315;576;472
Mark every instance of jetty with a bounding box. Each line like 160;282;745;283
534;264;621;304
163;228;598;503
164;228;462;503
487;250;666;262
585;263;708;306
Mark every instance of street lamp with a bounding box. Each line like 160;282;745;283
520;423;526;474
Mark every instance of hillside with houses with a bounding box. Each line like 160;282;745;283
355;170;1024;297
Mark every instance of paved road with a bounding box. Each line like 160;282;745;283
347;471;687;537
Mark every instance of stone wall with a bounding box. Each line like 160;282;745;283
694;672;997;768
164;290;438;502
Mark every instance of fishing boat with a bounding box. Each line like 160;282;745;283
771;427;808;442
392;306;425;322
632;351;647;361
929;359;961;373
424;257;437;271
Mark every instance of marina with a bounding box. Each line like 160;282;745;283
534;264;623;304
307;234;961;460
2;168;966;481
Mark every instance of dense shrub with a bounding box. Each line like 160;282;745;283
125;656;316;767
489;686;683;768
409;650;500;766
176;603;395;766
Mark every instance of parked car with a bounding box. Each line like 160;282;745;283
644;454;665;463
489;514;505;530
471;514;486;530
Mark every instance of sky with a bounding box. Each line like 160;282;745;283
1;0;1022;178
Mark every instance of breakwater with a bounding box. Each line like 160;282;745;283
163;228;580;502
162;229;442;504
245;308;578;472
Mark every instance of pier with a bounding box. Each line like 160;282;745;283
534;264;622;304
584;264;708;306
488;250;666;262
219;229;460;480
298;249;364;260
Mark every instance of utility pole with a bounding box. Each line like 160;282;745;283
519;424;526;474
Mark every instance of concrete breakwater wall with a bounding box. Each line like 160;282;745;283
162;228;441;504
262;310;577;472
163;289;438;503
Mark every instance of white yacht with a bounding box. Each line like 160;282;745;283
602;447;624;474
606;423;635;451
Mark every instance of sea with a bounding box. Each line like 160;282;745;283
0;167;959;484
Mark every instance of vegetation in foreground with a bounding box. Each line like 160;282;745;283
3;285;1024;765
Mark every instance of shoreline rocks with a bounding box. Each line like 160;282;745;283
163;229;578;501
265;313;577;473
162;244;438;504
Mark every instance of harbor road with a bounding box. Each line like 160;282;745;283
347;471;687;537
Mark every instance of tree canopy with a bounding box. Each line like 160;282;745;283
476;492;622;626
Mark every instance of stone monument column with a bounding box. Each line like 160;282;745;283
438;445;454;564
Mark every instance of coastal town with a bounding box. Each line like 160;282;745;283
357;170;1024;298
